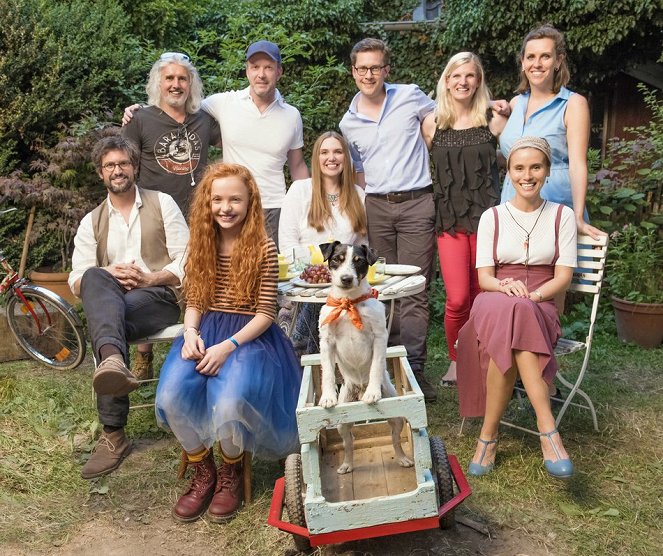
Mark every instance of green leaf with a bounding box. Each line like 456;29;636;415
599;205;613;215
559;502;583;516
636;168;651;175
623;204;637;212
600;508;620;517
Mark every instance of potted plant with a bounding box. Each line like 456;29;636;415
606;224;663;348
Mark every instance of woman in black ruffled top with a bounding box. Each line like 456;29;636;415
423;52;507;385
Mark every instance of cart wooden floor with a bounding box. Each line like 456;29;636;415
319;421;418;503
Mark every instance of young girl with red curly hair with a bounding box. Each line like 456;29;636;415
155;163;301;523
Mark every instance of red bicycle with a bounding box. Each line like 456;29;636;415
1;208;86;369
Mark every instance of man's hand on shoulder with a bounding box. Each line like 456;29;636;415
122;104;142;126
490;99;511;117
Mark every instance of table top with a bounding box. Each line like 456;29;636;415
277;273;426;303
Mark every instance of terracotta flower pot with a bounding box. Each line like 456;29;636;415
28;270;78;305
611;296;663;348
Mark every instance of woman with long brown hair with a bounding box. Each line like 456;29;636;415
155;163;301;523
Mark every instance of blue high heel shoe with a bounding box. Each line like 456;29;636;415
468;438;498;476
540;429;574;479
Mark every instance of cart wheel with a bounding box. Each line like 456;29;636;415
284;453;311;552
430;436;455;529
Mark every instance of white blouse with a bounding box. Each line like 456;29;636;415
278;178;368;259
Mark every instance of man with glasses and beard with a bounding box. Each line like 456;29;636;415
122;52;219;379
68;135;188;480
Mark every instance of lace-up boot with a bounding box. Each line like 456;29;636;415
207;454;243;522
172;448;217;522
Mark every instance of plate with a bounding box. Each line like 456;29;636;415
278;272;298;282
292;278;331;288
368;274;388;285
384;264;421;276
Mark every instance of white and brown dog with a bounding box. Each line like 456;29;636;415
318;242;413;474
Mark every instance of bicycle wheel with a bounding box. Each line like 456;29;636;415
6;284;86;370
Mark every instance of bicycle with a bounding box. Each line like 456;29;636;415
1;207;86;370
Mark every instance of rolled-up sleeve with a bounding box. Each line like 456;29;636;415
68;213;97;293
159;193;189;284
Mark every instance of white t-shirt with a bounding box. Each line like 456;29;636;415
476;201;577;268
278;178;368;259
202;87;304;209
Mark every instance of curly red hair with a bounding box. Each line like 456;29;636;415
184;163;267;311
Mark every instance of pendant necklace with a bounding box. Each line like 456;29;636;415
326;193;339;206
504;200;547;287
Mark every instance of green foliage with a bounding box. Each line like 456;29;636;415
587;85;663;233
0;0;143;173
605;224;663;303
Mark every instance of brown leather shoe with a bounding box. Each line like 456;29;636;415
172;449;217;522
413;370;438;403
93;356;139;396
207;460;243;522
81;429;132;479
132;351;154;381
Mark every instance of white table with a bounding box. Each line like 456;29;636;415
277;273;426;337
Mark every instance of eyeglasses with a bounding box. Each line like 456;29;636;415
160;52;190;62
353;65;387;76
102;161;133;172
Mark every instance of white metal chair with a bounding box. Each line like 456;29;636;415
459;234;609;436
500;233;609;435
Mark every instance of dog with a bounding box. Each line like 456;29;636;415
318;241;414;474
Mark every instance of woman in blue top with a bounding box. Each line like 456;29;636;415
500;24;604;240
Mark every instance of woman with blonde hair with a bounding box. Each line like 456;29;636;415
279;131;367;353
155;163;301;523
422;51;507;386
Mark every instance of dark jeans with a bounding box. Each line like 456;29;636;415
80;267;180;427
365;193;435;372
264;208;281;247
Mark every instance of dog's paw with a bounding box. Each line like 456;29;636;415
337;462;353;474
361;387;382;404
397;455;414;468
318;392;338;408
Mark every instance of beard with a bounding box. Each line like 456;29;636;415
105;174;135;194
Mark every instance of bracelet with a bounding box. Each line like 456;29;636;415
228;336;240;348
533;289;543;302
183;327;199;336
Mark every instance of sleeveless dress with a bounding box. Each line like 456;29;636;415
431;126;500;234
500;87;576;210
456;205;565;418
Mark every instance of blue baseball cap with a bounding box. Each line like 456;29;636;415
245;40;282;64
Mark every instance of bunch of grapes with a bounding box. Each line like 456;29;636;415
300;264;331;284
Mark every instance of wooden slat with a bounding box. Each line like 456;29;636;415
381;443;418;496
569;282;600;294
575;259;606;269
352;443;388;500
320;448;355;502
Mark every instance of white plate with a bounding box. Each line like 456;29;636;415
292;278;331;288
278;272;298;282
384;264;421;276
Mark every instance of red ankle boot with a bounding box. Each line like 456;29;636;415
207;456;243;522
172;448;216;522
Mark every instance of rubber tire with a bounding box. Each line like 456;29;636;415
284;453;311;552
430;435;455;529
6;285;86;370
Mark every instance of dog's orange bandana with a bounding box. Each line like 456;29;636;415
321;289;379;330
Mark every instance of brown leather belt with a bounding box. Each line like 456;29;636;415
367;185;433;204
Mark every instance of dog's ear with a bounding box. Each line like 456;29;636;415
319;241;340;262
363;245;379;266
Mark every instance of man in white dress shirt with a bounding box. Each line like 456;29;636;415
69;135;189;479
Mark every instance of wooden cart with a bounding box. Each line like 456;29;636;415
267;346;471;550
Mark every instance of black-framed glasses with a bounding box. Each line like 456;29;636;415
160;52;190;62
353;65;387;76
102;161;133;172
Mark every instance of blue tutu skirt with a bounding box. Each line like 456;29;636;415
155;311;302;460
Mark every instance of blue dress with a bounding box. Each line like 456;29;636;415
155;311;302;460
500;87;580;213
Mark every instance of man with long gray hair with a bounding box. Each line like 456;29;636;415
123;52;220;216
122;52;219;380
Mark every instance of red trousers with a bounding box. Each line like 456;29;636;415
437;231;480;361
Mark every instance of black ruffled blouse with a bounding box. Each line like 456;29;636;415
431;126;499;235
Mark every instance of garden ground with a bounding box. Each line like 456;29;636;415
1;323;662;555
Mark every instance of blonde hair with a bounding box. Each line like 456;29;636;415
434;52;491;130
146;55;203;114
516;24;570;95
184;163;267;310
308;131;367;236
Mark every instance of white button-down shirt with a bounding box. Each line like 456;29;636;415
68;189;189;292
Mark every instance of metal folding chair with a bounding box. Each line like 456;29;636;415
500;233;609;435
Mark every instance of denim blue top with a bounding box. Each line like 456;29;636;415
500;86;575;209
340;83;435;194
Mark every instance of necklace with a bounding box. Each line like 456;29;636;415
504;200;547;286
326;193;339;206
